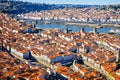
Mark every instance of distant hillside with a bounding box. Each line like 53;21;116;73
100;5;120;11
1;0;120;15
107;5;120;11
0;0;61;14
0;0;103;14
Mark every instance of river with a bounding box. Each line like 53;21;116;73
35;23;115;33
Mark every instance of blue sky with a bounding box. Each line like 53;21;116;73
22;0;120;5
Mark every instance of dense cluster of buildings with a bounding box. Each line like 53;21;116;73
19;8;120;23
0;51;47;80
0;12;120;80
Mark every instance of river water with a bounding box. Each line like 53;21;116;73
35;23;115;33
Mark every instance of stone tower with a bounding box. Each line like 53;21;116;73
93;28;97;34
